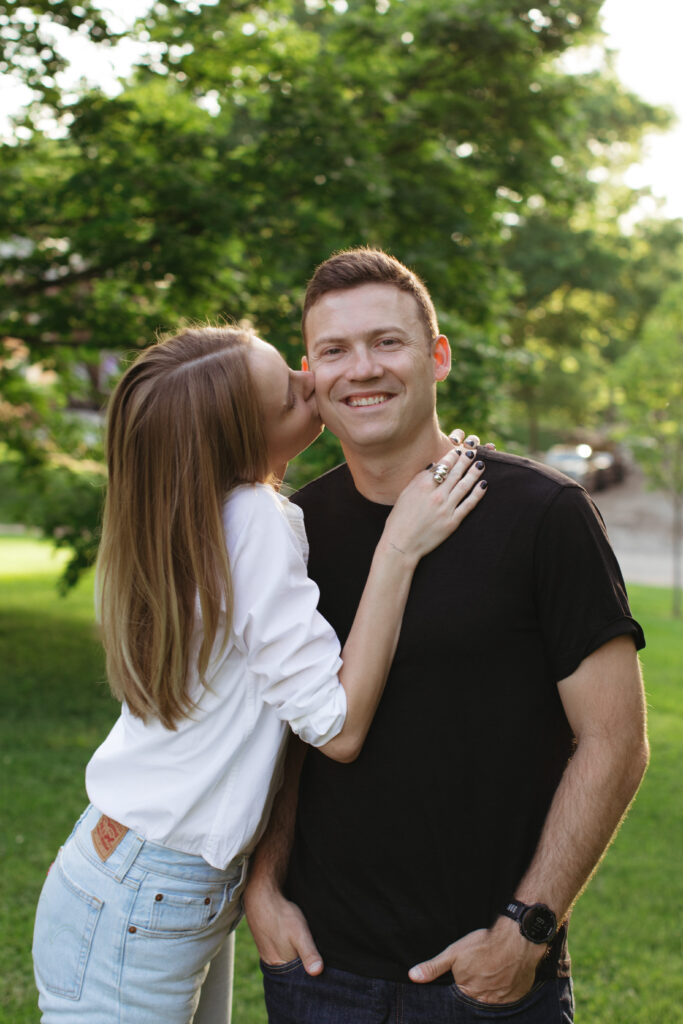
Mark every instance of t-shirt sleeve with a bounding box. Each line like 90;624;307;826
533;485;645;682
226;486;346;747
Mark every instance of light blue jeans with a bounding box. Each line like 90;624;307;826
32;804;247;1023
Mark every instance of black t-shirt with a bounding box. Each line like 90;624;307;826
286;451;645;982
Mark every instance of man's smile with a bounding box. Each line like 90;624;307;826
344;393;395;408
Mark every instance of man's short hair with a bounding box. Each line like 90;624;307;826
302;247;439;344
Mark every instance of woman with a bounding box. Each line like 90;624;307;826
32;325;487;1022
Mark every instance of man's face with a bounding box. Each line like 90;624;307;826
303;283;450;454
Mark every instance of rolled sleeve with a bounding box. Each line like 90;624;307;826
534;485;645;683
225;486;346;746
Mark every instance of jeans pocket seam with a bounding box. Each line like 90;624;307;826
450;978;546;1012
138;880;230;935
260;956;303;975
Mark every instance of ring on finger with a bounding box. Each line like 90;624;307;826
432;463;450;485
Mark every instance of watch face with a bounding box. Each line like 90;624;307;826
521;905;556;943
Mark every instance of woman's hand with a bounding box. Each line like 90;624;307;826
449;428;496;450
383;447;487;565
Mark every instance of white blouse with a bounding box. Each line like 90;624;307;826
86;484;346;869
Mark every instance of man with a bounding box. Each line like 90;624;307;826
244;248;648;1023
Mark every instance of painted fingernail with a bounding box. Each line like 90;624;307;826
476;460;484;469
465;450;475;459
480;479;488;489
465;437;476;446
455;448;462;455
425;463;434;469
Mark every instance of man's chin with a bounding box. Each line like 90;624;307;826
338;430;400;455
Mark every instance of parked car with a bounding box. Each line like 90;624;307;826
591;450;619;490
592;445;629;487
542;444;599;490
543;443;628;492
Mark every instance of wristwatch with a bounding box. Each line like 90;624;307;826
501;899;557;944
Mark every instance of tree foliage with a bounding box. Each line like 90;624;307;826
0;0;676;582
617;279;683;615
0;0;115;106
500;214;683;449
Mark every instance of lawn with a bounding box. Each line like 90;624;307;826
1;535;681;1023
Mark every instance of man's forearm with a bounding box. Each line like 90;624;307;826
243;736;324;972
514;725;649;923
513;638;649;922
247;735;305;893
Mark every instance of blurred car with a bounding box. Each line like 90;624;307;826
593;445;629;486
542;444;599;490
590;450;620;490
543;443;628;491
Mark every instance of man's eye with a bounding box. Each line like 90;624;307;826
379;338;400;347
322;346;342;357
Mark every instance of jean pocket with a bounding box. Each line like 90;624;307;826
450;979;548;1019
32;855;103;1000
131;879;230;937
260;956;304;975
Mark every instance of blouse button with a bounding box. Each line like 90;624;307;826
155;893;164;901
129;926;137;934
204;897;211;905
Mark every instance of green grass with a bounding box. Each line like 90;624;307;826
1;536;681;1023
569;585;683;1022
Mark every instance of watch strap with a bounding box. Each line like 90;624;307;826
501;899;525;924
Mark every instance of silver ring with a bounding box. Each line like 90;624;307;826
432;463;449;485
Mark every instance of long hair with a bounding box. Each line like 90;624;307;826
97;325;270;729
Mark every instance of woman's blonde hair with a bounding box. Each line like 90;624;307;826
97;325;270;729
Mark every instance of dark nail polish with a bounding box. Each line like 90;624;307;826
455;449;462;455
480;479;488;489
425;463;434;470
465;450;475;459
476;460;484;470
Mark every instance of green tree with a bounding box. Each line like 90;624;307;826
0;0;673;582
499;213;681;451
0;0;115;106
617;280;683;616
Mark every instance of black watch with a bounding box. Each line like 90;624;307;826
501;899;557;944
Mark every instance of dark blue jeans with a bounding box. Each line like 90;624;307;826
261;958;574;1023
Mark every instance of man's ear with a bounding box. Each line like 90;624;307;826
302;355;310;372
433;335;451;382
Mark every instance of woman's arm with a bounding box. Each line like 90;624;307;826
319;449;486;762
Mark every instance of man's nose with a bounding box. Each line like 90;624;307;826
347;346;382;380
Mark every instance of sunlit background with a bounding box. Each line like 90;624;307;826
4;0;682;218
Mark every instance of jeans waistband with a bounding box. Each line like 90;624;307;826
73;804;247;886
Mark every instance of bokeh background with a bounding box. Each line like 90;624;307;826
1;1;681;1020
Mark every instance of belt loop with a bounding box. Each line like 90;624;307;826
228;856;249;902
113;832;145;882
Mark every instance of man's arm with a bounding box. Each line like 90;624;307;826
409;634;649;1002
243;737;324;975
